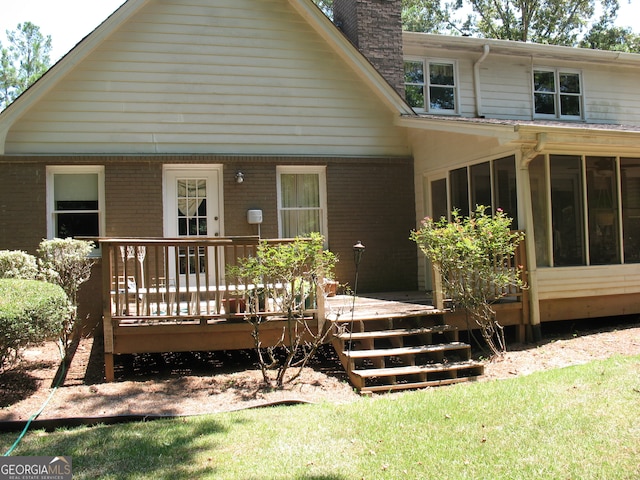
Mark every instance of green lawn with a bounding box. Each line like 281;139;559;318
2;355;639;479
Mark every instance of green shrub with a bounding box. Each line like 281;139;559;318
410;206;526;356
227;233;337;387
0;279;69;370
0;250;38;279
38;238;94;349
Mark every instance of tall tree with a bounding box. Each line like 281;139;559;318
463;0;619;44
0;22;52;111
403;0;463;34
401;0;640;52
580;17;640;51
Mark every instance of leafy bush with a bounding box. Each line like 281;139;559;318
38;238;95;349
410;206;526;356
0;279;69;370
0;250;38;279
228;233;337;387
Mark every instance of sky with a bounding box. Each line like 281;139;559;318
0;0;639;62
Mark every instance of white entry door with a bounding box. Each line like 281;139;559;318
164;166;223;284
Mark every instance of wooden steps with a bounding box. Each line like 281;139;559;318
331;308;484;393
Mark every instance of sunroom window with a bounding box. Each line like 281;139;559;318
277;166;327;239
533;68;582;119
528;154;640;267
47;166;104;254
445;155;518;226
404;59;457;113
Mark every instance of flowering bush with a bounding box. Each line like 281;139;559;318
410;206;526;356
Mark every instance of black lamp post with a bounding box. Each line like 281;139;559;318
353;240;365;268
348;241;365;352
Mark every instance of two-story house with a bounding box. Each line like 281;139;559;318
397;33;640;335
1;0;639;344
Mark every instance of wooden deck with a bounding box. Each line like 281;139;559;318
99;237;529;384
100;237;325;381
326;290;529;342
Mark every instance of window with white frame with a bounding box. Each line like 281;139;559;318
533;68;582;119
276;166;327;239
47;166;104;243
404;58;457;113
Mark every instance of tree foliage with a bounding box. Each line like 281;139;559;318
0;22;52;111
314;0;638;51
410;206;526;356
579;17;640;51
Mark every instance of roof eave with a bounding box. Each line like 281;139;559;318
396;115;519;144
403;32;640;67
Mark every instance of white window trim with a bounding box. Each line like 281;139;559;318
276;165;328;241
46;165;105;255
426;58;459;115
404;57;459;115
532;67;583;120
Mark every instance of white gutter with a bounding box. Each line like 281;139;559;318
474;44;490;117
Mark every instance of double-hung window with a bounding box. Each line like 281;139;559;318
47;166;104;248
404;58;457;114
533;68;582;119
276;166;327;239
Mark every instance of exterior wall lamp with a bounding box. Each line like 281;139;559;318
235;171;244;184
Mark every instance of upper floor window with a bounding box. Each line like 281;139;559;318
533;68;582;119
276;166;328;240
404;59;457;114
46;166;104;250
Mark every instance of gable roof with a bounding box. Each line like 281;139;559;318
0;0;414;155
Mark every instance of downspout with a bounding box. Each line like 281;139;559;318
519;132;547;341
474;44;490;117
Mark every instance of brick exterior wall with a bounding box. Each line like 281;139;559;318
0;161;47;253
105;160;164;237
0;155;417;330
333;0;405;98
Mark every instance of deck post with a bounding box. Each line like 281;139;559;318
102;242;116;382
432;262;445;310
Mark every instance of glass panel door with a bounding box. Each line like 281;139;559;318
164;167;221;284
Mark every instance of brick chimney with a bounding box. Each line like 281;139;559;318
333;0;404;97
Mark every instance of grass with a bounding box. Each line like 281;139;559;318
2;355;639;479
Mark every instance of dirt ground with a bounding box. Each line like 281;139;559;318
1;316;639;422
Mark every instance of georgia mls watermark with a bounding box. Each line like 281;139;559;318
0;456;72;480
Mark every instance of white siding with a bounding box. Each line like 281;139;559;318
536;265;640;300
585;65;640;124
477;56;533;120
405;36;640;125
5;0;409;156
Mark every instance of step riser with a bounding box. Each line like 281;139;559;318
333;315;446;333
331;312;483;393
359;365;484;390
337;331;459;352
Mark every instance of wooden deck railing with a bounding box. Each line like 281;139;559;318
99;236;326;380
100;236;323;324
432;234;528;310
